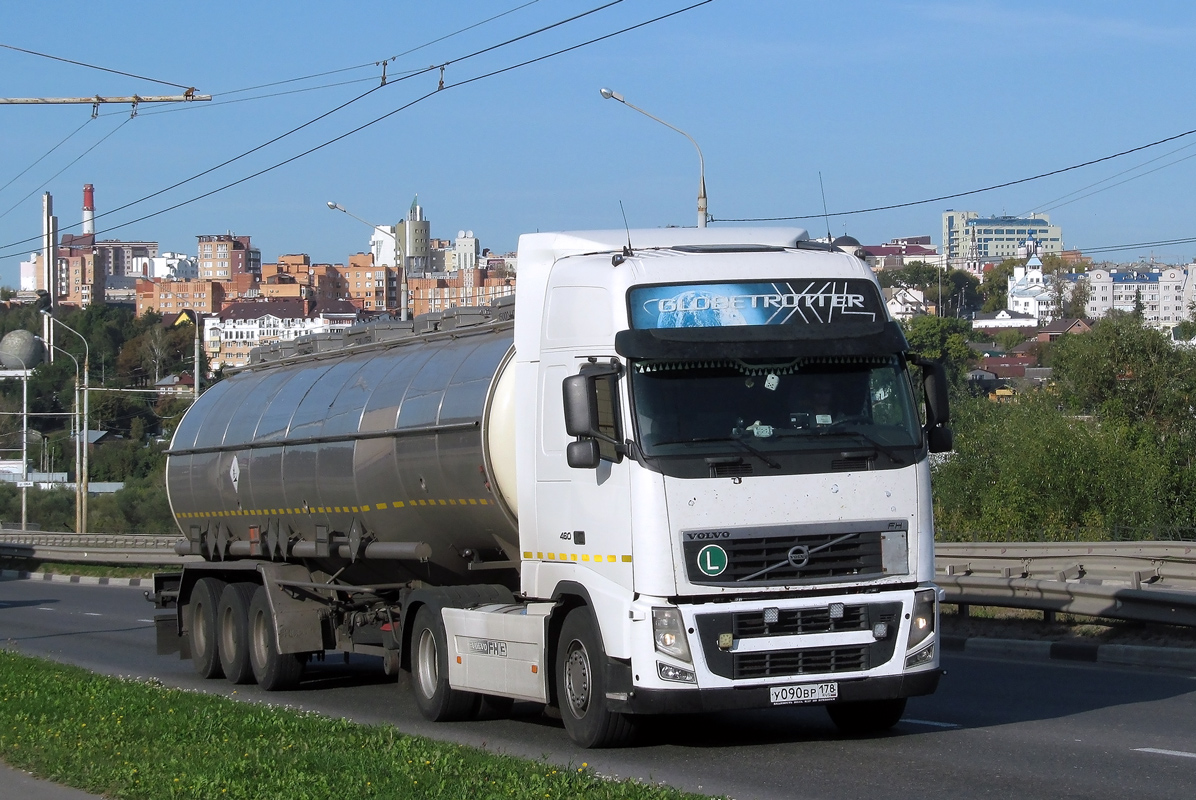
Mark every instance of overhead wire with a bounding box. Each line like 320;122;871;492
714;125;1196;222
0;116;94;196
1023;139;1196;215
0;0;646;257
2;0;717;252
0;117;132;225
0;42;193;89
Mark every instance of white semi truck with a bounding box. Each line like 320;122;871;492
156;227;951;747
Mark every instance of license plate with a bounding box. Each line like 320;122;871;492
769;682;838;705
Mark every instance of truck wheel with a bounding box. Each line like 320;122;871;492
217;582;257;684
409;605;481;721
189;577;226;679
556;608;638;748
248;586;304;691
826;698;907;735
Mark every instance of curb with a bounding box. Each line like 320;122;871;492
943;635;1196;672
0;569;144;587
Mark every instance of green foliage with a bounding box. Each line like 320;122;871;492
902;316;973;378
936;313;1196;539
980;258;1020;312
994;329;1027;352
0;651;711;800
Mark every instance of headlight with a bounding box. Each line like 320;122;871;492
906;588;936;651
652;607;692;663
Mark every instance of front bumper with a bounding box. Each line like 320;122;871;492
608;669;941;715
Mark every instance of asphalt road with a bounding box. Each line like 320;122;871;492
2;577;1195;800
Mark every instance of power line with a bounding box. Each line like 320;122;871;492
0;117;132;224
0;117;93;196
0;0;648;257
0;0;715;259
0;42;193;90
1023;139;1196;215
715;125;1196;223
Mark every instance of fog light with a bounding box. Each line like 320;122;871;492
717;632;733;651
652;607;692;663
657;661;697;683
872;622;889;640
829;602;845;620
905;644;935;668
763;607;779;624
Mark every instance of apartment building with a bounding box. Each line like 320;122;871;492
136;278;225;316
203;299;358;370
196;234;261;280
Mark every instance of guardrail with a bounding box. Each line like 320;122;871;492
936;541;1196;627
0;531;194;566
4;533;1196;628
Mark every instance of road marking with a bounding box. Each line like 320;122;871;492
903;719;960;729
137;619;154;623
1135;748;1196;760
84;612;102;617
36;607;53;611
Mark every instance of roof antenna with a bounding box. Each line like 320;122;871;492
818;171;833;244
613;201;633;266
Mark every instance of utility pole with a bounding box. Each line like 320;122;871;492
42;194;57;357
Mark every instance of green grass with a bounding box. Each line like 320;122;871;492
0;651;712;800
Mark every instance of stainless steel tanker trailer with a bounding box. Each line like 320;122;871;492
154;227;951;748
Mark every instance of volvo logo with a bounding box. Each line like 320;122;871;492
787;545;810;569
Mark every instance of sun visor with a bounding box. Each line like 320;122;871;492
615;321;909;360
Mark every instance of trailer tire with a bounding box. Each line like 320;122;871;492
410;605;481;722
189;577;226;679
826;698;907;735
557;607;638;748
217;582;257;685
248;586;304;691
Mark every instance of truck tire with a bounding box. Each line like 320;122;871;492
217;582;257;684
409;605;481;721
826;698;907;735
248;586;304;691
556;607;638;748
189;577;226;679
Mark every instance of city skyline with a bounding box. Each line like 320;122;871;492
5;2;1196;287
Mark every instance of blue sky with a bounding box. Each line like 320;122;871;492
3;1;1196;286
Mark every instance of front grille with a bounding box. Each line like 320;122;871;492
683;526;884;585
831;457;871;472
711;461;753;478
733;605;866;638
734;645;868;679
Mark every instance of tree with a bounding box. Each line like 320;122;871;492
1066;275;1091;319
980;258;1021;312
902;316;973;379
995;329;1027;352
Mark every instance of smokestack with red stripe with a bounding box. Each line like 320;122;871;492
82;184;95;235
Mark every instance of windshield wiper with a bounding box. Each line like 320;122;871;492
814;428;906;465
652;436;782;469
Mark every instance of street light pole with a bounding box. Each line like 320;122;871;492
41;313;89;533
327;201;408;320
50;346;81;534
600;88;707;228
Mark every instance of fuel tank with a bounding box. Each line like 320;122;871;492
166;313;518;584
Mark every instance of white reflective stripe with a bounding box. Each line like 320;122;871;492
1134;748;1196;760
902;719;960;729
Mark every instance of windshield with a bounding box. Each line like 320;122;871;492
629;355;922;461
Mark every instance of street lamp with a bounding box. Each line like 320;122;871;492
41;312;88;533
600;87;707;228
49;345;82;535
327;201;408;320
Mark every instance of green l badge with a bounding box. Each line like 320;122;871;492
696;544;728;577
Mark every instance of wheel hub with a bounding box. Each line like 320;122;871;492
564;639;591;716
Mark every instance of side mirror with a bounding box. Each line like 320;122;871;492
567;439;601;469
920;359;950;427
927;425;953;454
563;374;597;437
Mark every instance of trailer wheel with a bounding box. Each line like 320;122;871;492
248;586;304;691
410;605;480;721
556;607;638;748
189;577;226;679
826;698;907;735
217;582;257;684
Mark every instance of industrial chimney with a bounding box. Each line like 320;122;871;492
82;184;95;235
